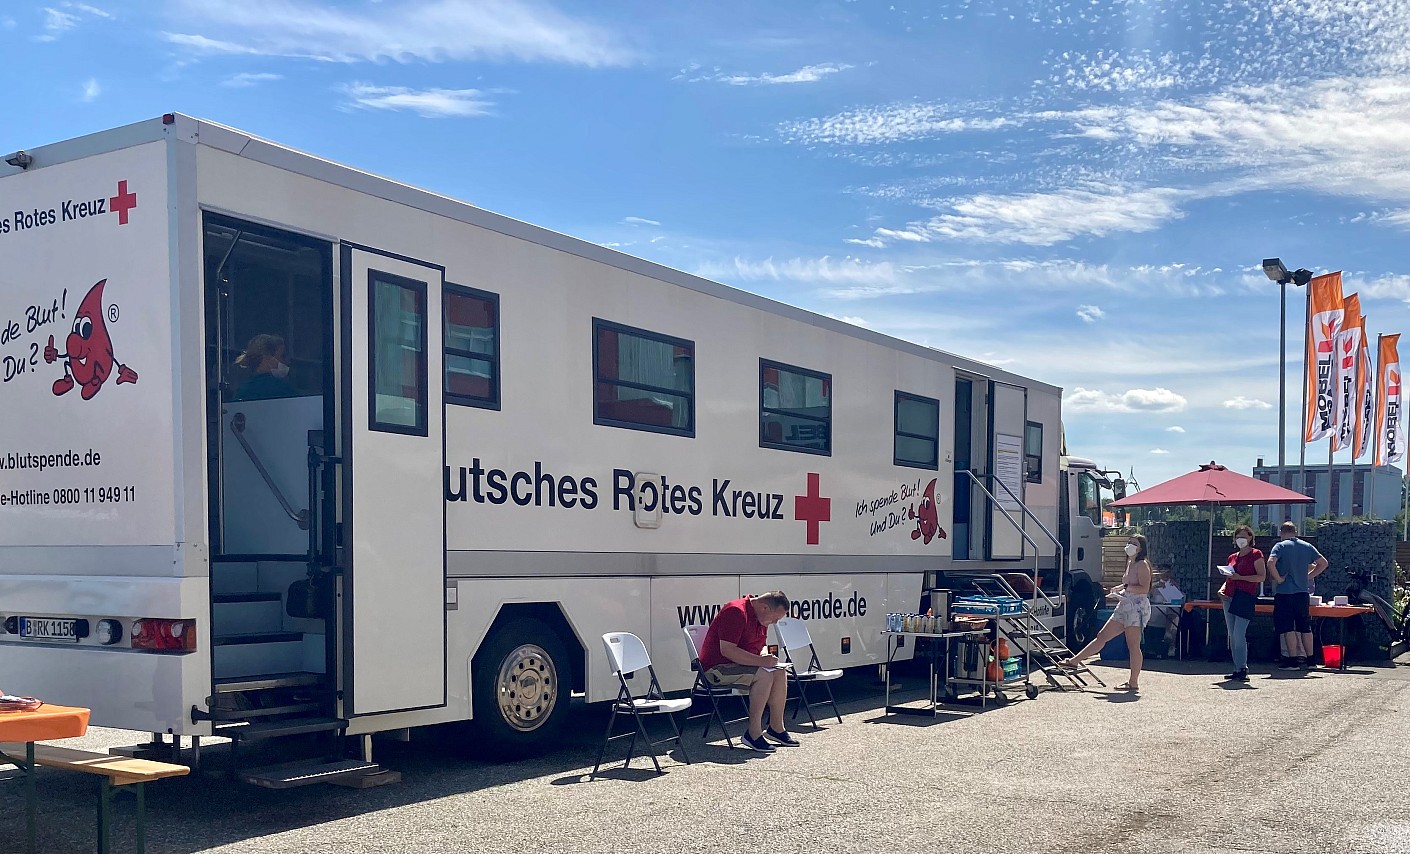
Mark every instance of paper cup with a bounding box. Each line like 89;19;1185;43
1308;595;1323;606
1333;595;1349;606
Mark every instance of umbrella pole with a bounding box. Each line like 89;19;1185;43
1207;506;1216;602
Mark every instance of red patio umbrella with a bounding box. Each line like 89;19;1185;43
1109;461;1314;508
1109;461;1313;599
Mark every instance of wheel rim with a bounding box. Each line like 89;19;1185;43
494;643;558;732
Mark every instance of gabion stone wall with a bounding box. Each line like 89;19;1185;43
1144;521;1213;599
1311;520;1397;658
1144;521;1223;657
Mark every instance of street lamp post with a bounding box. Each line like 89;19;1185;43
1262;259;1313;528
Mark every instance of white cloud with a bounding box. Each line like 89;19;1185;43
687;63;853;86
2;16;17;29
167;0;631;66
1223;396;1273;410
825;313;871;328
79;78;100;102
865;183;1185;247
37;8;79;40
341;83;494;118
36;2;110;41
1051;49;1183;93
1165;426;1186;433
222;72;282;88
1150;448;1170;455
1076;304;1105;323
694;256;902;289
779;103;1013;146
622;216;660;227
1066;387;1187;413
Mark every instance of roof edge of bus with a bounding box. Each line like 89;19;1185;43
7;112;1063;396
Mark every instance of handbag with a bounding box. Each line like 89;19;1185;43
1229;589;1257;621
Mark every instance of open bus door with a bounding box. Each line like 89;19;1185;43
338;244;446;716
987;380;1027;560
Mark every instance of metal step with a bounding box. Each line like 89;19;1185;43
214;672;327;694
237;758;381;789
216;716;346;742
205;702;325;722
213;631;303;646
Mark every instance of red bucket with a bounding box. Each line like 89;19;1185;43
1321;644;1343;669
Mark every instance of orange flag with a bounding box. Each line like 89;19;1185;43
1354;315;1375;460
1304;272;1344;443
1374;334;1403;466
1332;293;1361;451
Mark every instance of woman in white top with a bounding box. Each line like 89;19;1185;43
1060;532;1152;692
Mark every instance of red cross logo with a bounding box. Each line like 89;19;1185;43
793;472;831;546
109;180;137;225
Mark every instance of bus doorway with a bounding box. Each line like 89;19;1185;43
202;214;335;703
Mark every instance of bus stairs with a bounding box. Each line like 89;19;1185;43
969;575;1106;693
139;557;394;789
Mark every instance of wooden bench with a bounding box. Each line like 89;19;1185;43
0;742;189;854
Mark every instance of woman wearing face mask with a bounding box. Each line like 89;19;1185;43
1061;533;1153;692
1219;525;1265;683
234;333;297;401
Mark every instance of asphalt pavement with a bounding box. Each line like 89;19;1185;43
3;656;1408;853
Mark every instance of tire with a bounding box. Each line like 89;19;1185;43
469;617;572;758
1066;582;1100;652
1024;683;1039;700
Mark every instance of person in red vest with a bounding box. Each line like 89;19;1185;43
697;591;795;752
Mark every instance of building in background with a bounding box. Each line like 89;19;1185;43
1251;459;1402;527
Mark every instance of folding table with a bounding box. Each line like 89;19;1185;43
0;703;91;854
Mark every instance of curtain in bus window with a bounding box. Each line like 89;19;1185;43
445;292;495;401
762;365;830;451
596;328;692;429
373;279;425;430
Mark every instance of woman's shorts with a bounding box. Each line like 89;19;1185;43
1111;595;1151;629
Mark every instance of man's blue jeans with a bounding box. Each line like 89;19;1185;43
1222;598;1250;671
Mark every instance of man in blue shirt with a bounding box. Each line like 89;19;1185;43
1266;521;1329;670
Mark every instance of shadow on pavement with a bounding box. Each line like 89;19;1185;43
0;671;920;853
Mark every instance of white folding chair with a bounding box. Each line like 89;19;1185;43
681;624;751;749
775;617;844;726
590;632;692;778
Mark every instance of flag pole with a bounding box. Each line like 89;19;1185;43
1298;284;1310;530
1371;333;1382;519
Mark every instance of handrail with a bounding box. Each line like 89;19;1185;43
961;470;1062;614
230;411;310;530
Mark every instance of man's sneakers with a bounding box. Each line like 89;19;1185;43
1277;658;1301;671
740;731;776;752
1226;669;1250;682
765;728;800;747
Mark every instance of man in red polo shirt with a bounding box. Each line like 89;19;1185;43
698;591;796;752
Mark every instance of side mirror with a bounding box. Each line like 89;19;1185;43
1113;478;1127;500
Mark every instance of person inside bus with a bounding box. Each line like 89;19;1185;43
233;333;297;401
1059;532;1152;692
696;591;796;751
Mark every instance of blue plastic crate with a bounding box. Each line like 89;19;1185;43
954;595;1025;615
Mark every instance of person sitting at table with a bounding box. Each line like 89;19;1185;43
1266;521;1328;671
1060;532;1152;692
1219;524;1265;683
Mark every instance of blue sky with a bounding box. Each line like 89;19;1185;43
4;0;1408;489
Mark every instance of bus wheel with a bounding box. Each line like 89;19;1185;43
470;618;571;757
1067;583;1100;651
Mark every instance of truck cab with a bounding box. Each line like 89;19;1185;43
1058;455;1127;648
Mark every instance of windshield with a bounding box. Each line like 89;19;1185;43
1077;472;1102;526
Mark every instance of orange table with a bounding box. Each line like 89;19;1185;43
0;703;90;854
1183;600;1374;671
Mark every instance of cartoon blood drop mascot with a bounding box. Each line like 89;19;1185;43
44;279;138;400
908;478;947;545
